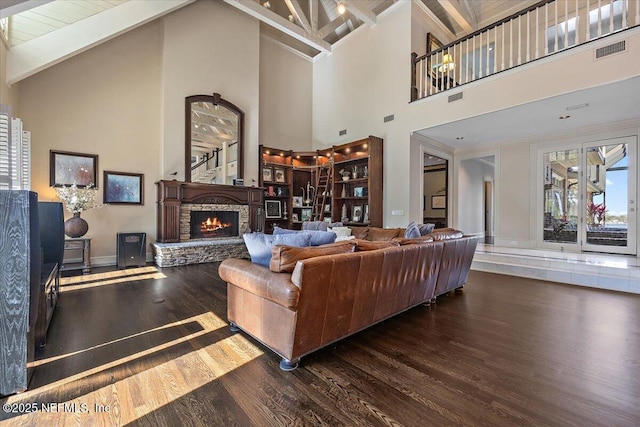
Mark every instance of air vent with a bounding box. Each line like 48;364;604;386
448;92;463;103
595;41;626;59
383;114;395;123
339;129;347;136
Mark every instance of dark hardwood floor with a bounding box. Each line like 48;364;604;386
2;264;639;426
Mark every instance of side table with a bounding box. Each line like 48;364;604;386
61;238;92;274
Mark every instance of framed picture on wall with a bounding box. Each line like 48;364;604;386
265;200;281;218
274;168;286;183
300;208;312;222
262;167;273;182
50;150;98;188
103;171;144;205
431;195;446;209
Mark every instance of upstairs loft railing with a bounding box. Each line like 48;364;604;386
411;0;640;101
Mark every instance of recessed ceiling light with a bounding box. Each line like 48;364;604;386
456;137;464;140
559;115;571;119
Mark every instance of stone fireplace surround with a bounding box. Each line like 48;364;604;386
152;181;263;267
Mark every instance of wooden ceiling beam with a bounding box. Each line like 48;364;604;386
284;0;311;33
318;13;348;39
343;0;376;26
223;0;331;53
309;0;318;32
0;0;54;19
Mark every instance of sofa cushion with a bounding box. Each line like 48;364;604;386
301;221;328;231
270;241;357;273
404;222;421;238
350;227;369;239
243;232;312;267
354;239;400;251
392;235;435;245
368;227;402;241
430;228;464;240
273;227;337;246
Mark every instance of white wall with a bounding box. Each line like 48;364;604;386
259;36;312;151
458;158;494;235
0;39;19;110
162;0;260;183
18;19;164;262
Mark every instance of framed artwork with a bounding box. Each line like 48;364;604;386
103;171;144;205
352;205;363;222
354;187;364;197
263;167;273;182
431;195;446;209
265;200;281;218
293;196;303;207
324;204;331;212
300;208;312;222
274;168;286;183
292;213;299;221
50;150;98;188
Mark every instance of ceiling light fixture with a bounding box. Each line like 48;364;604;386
288;14;294;22
559;115;571;120
262;1;271;9
337;2;346;15
456;137;464;140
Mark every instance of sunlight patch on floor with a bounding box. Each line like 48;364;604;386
9;332;263;425
60;267;166;292
11;311;239;403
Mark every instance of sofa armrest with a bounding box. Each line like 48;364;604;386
219;258;300;310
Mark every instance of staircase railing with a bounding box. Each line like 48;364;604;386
411;0;639;101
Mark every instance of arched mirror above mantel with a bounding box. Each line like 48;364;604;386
185;93;244;185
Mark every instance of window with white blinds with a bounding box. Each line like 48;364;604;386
0;105;30;190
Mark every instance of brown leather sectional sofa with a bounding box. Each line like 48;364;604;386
218;230;478;370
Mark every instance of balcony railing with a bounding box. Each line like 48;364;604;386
411;0;639;101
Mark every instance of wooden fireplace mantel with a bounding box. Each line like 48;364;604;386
156;180;263;242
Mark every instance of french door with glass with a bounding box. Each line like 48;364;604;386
542;136;636;254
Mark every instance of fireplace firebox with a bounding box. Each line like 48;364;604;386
190;211;239;239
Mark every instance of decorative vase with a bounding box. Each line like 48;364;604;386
65;212;88;238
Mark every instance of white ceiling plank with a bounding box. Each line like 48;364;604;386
223;0;331;53
412;0;457;43
0;0;54;19
6;0;195;85
309;0;318;31
343;0;376;26
284;0;311;33
437;0;474;33
318;13;349;39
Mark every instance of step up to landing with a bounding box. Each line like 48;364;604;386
472;247;640;294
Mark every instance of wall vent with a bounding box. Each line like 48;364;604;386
448;92;463;103
595;40;626;59
383;114;395;123
339;129;347;136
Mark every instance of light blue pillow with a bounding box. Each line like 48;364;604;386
418;223;435;235
243;232;312;267
273;227;337;246
404;221;421;238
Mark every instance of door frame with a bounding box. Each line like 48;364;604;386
536;135;637;254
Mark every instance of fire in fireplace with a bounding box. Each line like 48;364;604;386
190;211;239;239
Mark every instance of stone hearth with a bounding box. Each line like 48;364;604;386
152;239;248;267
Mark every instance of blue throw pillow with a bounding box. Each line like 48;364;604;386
273;227;337;246
243;232;312;267
404;221;421;238
418;223;435;235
